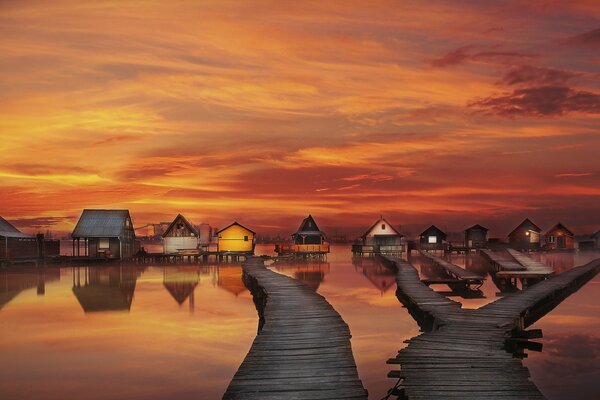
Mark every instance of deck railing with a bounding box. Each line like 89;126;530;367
275;243;330;254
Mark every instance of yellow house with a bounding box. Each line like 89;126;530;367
217;222;255;253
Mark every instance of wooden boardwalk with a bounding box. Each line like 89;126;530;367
380;255;600;400
223;257;367;400
419;250;484;289
481;249;554;288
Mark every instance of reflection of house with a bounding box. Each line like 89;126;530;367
275;215;330;256
0;216;38;261
217;266;247;296
0;268;60;309
71;210;136;259
355;259;396;294
163;267;199;310
272;262;330;291
419;225;447;251
217;222;255;254
352;216;403;256
464;224;488;249
544;223;574;250
162;214;199;254
508;218;541;250
72;266;139;312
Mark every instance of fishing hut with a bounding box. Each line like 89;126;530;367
464;224;488;249
162;214;199;254
0;216;59;265
352;216;404;257
216;221;255;261
274;215;330;259
419;225;448;253
508;218;541;250
71;209;137;260
544;223;574;250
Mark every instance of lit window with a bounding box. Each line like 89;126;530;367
382;224;386;230
428;236;437;244
99;238;110;249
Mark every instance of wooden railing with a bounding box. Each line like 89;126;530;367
275;243;330;254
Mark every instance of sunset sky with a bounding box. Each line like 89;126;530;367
1;0;599;238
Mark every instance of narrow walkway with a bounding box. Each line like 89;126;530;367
380;255;600;400
223;257;367;400
505;249;554;277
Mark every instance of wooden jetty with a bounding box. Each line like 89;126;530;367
131;250;249;264
481;249;553;288
223;257;367;400
419;250;485;290
380;255;600;400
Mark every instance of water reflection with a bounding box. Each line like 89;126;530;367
271;260;330;291
163;266;200;311
72;266;140;313
217;266;248;297
0;268;60;309
352;257;396;294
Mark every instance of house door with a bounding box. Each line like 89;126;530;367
557;236;565;249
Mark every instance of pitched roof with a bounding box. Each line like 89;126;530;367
508;218;541;237
162;214;199;238
217;221;256;234
361;216;402;238
420;225;447;239
293;214;325;236
72;209;133;238
592;230;600;239
465;224;488;232
545;222;574;237
0;216;33;238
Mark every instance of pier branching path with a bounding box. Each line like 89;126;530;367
223;257;368;400
381;255;600;400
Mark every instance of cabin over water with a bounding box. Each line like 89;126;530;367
0;216;59;265
544;222;574;250
275;214;330;258
508;218;541;250
72;209;136;260
352;216;404;257
217;221;255;255
464;224;488;249
162;214;199;254
419;225;447;251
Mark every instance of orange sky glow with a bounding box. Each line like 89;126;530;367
1;0;599;238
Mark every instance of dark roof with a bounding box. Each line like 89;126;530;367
545;222;574;237
465;224;488;232
592;230;600;239
162;214;199;238
72;209;133;238
0;216;32;238
361;217;402;238
293;214;325;236
420;225;447;239
217;221;256;235
508;218;541;237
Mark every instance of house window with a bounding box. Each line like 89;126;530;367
381;224;386;230
428;236;437;244
548;236;556;243
125;219;130;227
244;235;249;242
99;238;110;249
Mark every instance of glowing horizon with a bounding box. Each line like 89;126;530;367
1;1;599;237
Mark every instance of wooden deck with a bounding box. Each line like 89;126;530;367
380;255;600;400
481;249;554;288
419;250;484;289
223;257;367;400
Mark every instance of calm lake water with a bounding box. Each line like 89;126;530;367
1;245;599;399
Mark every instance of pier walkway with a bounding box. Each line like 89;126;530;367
419;250;484;289
380;255;600;400
223;257;367;400
481;249;554;288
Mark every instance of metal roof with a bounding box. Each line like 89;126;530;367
0;216;33;238
72;209;132;238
